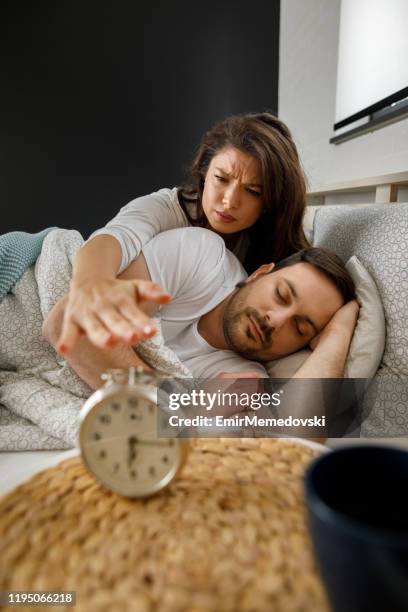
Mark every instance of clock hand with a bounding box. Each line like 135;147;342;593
127;436;138;466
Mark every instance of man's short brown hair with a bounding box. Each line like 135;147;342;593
272;247;356;303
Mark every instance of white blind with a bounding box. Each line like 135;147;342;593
335;0;408;124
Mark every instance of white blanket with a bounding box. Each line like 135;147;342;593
0;229;191;451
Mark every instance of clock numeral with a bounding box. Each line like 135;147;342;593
128;398;138;407
112;402;121;411
162;455;169;464
112;462;120;474
99;450;107;459
130;469;138;479
149;466;156;477
130;413;142;421
100;414;111;424
93;432;101;440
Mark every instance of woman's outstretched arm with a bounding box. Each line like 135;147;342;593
58;189;186;352
57;235;171;353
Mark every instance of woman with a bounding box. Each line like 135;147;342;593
57;112;309;353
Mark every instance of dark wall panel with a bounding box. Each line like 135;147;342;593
1;0;280;236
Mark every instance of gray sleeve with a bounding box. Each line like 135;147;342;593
84;187;189;274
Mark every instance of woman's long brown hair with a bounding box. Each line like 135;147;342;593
178;112;310;274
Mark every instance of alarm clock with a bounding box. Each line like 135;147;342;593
78;367;188;498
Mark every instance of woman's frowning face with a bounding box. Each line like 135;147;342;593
201;146;265;236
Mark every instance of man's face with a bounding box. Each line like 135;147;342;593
223;262;344;361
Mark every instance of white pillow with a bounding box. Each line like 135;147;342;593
344;256;385;377
265;256;385;379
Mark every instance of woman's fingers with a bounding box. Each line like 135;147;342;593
98;303;155;344
58;305;114;352
55;278;169;353
75;313;117;349
57;318;84;353
134;280;171;304
116;300;158;340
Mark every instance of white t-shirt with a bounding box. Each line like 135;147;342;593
87;187;249;274
142;227;267;378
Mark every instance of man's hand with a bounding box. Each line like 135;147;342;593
295;299;360;379
309;299;360;351
56;277;171;354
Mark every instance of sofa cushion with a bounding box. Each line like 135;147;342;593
312;203;408;437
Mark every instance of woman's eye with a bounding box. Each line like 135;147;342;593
246;188;262;197
215;175;227;182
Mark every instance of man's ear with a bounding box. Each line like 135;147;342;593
246;262;275;282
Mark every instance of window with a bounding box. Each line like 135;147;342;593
331;0;408;144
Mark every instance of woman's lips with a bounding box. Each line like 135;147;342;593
215;210;236;223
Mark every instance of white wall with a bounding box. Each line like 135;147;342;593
278;0;408;191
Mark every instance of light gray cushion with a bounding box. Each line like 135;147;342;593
313;203;408;437
344;256;385;378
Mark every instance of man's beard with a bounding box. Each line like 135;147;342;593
223;287;273;361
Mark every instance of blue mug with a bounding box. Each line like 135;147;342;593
305;446;408;612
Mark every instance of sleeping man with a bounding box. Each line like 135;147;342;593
43;227;359;389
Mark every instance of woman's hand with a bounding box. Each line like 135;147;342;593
57;277;171;353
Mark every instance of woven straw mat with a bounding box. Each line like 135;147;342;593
0;438;329;612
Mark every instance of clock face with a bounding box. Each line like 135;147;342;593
80;390;183;497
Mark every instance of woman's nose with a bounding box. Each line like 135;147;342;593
222;185;239;209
